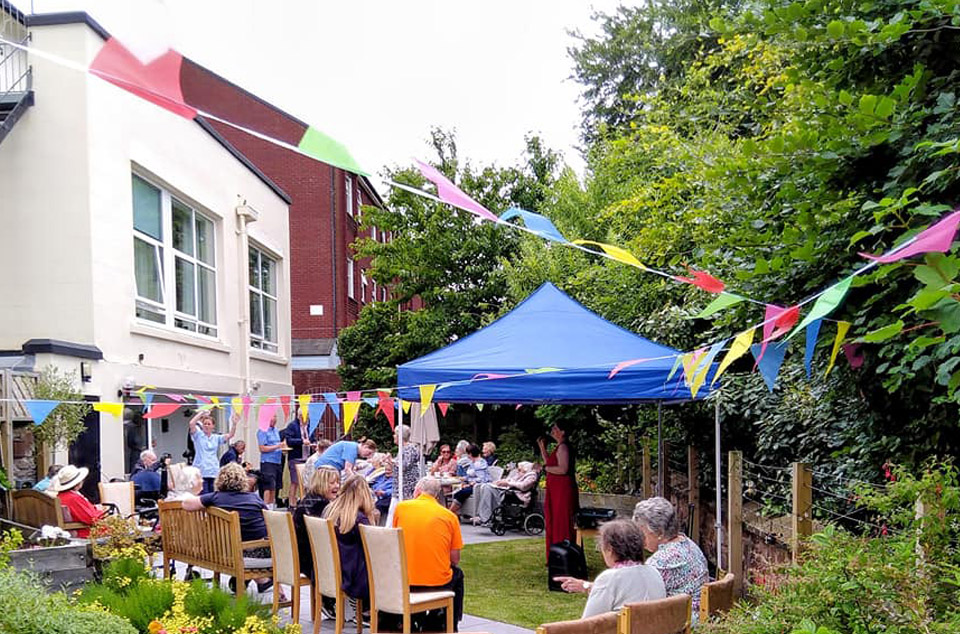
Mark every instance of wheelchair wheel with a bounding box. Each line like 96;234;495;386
491;521;506;536
524;512;545;536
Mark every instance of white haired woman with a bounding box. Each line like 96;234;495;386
555;519;665;617
633;496;709;619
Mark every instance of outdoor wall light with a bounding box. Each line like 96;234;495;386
80;361;92;383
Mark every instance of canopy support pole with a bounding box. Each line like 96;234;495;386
398;403;404;501
656;402;663;496
714;396;723;572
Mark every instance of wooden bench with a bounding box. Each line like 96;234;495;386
11;489;87;534
157;499;273;596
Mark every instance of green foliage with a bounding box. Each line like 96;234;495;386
0;566;137;634
32;365;91;452
702;461;960;634
0;528;24;568
182;578;272;633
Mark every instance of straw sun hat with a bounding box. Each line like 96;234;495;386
50;465;89;492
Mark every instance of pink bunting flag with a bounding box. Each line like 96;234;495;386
860;209;960;263
89;37;197;119
144;402;182;419
608;358;651;379
258;398;278;431
346;391;362;402
241;395;253;419
472;373;510;381
675;268;726;293
757;304;798;363
843;343;865;369
194;395;212;404
279;395;292;421
165;393;186;402
414;160;499;222
437;402;450;417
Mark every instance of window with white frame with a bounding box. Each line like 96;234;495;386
346;257;355;299
132;174;217;336
249;245;279;353
345;174;354;216
361;272;368;303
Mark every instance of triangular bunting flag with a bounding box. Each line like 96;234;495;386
363;397;378;407
476;403;485;412
789;277;854;339
843;343;865;369
298;394;311;421
307;402;327;436
499;207;568;243
166;393;186;402
258;399;278;431
343;401;361;434
241;395;253;419
419;384;436;410
675;267;725;293
690;340;725;398
144;402;182;419
414;159;498;222
804;319;823;378
299;125;369;176
437;402;450;417
692;292;744;319
279;395;292;421
681;348;707;387
24;400;59;425
93;402;125;418
323;393;341;420
666;355;683;383
376;391;395;430
713;328;756;385
401;400;412;415
572;240;646;269
231;397;243;419
609;358;648;379
346;391;362;402
750;340;790;392
825;321;851;377
860;209;960;263
143;392;155;410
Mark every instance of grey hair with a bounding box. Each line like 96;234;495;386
396;424;411;442
140;449;157;461
633;496;679;539
415;476;443;503
455;440;469;454
174;466;202;492
598;520;646;564
517;461;533;472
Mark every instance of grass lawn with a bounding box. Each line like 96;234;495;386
460;537;604;629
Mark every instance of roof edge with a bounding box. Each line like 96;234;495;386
26;10;110;40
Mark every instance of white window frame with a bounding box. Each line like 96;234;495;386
361;271;368;303
347;257;355;299
345;174;354;217
249;244;280;353
132;173;218;338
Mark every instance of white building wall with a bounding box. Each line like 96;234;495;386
0;21;293;481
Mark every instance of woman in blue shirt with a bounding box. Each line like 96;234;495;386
189;410;240;494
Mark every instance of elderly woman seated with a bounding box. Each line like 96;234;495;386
470;461;540;526
555;519;666;617
165;465;202;500
633;496;709;620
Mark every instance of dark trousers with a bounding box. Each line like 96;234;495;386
410;565;464;631
202;477;215;494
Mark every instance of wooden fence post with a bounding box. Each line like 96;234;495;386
642;439;652;499
791;462;812;562
688;446;700;543
661;441;671;499
727;450;743;595
628;432;636;493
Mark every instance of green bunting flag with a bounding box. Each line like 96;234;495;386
788;276;854;340
691;292;745;319
298;126;369;176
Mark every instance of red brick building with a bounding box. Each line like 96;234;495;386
179;61;387;395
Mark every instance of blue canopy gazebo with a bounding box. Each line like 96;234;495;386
396;282;726;567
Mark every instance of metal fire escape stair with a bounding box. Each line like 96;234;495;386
0;89;33;146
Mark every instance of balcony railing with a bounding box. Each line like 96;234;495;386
0;0;31;103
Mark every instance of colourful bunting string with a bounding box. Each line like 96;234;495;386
690;340;725;398
825;321;851;377
681;348;707;387
419;384;436;410
713;328;755;385
414;159;498;222
499;207;567;243
750;340;789;392
789;276;854;340
93;401;124;419
24;400;59;425
693;292;744;319
298;126;369;176
804;319;823;378
144;402;181;419
572;240;645;269
342;401;361;434
675;268;725;293
766;305;800;342
860;209;960;263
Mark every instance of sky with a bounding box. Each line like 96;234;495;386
28;0;625;183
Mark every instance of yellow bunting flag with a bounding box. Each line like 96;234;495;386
231;397;243;417
298;394;311;420
93;401;124;419
342;400;361;434
681;349;706;387
824;321;851;377
401;400;412;414
572;240;646;269
419;384;436;410
713;328;756;385
476;403;485;412
210;396;220;408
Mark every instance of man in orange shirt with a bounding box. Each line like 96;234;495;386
393;477;464;630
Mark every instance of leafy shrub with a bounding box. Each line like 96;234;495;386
79;577;174;632
182;578;273;633
0;566;137;634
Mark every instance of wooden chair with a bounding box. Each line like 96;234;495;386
11;489;86;533
99;482;135;518
699;573;735;622
536;610;620;634
296;463;307;500
618;594;692;634
157;500;273;597
304;516;362;634
359;524;455;634
263;510;313;625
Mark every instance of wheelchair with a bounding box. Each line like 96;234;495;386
489;487;545;536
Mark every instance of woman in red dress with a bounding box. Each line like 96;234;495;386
538;422;578;559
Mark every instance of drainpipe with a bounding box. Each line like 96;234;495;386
236;200;259;401
330;166;338;338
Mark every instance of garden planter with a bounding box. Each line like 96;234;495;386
578;492;640;517
9;540;94;592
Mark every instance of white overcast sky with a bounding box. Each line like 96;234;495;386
29;0;626;182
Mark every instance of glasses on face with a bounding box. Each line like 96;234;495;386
441;450;451;454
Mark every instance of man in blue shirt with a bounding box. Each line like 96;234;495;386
189;410;240;494
313;438;377;475
257;411;286;508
